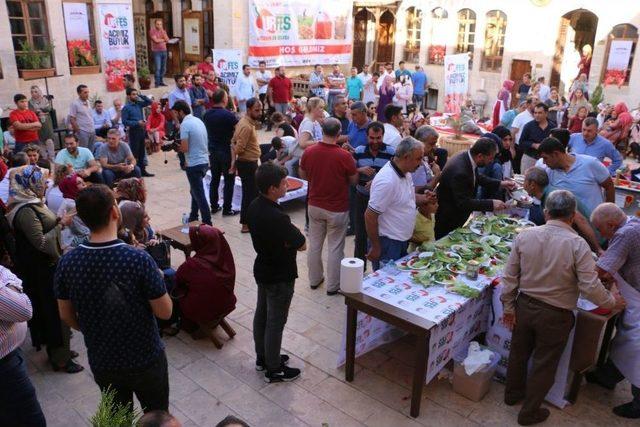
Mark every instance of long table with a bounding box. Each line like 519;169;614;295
338;243;618;417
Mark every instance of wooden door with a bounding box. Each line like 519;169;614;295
352;9;368;70
550;17;570;89
509;59;531;107
376;10;395;65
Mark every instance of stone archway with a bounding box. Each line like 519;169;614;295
353;8;376;71
550;8;598;91
376;10;396;66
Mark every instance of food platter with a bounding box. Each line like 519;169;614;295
400;213;537;298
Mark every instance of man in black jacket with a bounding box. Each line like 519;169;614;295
247;162;306;383
434;138;516;239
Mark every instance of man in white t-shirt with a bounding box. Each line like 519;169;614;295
382;104;404;149
365;136;432;270
255;60;272;124
510;97;536;173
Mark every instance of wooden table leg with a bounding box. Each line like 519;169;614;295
345;304;357;382
410;332;429;418
597;315;617;367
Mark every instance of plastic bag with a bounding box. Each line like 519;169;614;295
462;341;494;375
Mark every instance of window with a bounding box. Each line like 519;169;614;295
481;10;507;72
428;7;448;65
203;0;214;56
403;7;422;63
8;0;52;68
456;9;476;67
602;24;638;86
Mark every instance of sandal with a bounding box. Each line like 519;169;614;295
51;360;84;374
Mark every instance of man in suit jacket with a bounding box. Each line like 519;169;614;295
435;138;516;238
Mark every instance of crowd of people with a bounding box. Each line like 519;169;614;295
1;50;639;426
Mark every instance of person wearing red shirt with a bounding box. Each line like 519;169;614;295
149;19;170;88
197;55;214;76
9;94;41;153
268;66;293;115
299;118;358;295
202;70;219;109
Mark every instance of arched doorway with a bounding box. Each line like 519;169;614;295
376;10;395;67
352;8;375;71
550;9;598;92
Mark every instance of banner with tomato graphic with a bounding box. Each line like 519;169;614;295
98;4;136;92
248;0;352;67
63;3;95;67
212;49;242;87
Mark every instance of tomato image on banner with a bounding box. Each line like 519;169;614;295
98;3;136;92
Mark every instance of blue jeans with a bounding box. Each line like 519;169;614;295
413;94;424;110
102;166;142;187
0;349;46;426
372;236;409;271
185;163;212;225
153;51;167;86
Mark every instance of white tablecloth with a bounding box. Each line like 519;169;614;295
203;171;308;211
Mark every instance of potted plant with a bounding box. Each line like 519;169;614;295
90;387;140;427
17;41;55;79
138;67;151;90
68;39;100;75
440;114;471;155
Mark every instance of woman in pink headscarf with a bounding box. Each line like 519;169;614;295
376;74;396;123
600;102;634;147
492;80;514;127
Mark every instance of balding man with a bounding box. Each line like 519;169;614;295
501;191;624;425
588;203;640;419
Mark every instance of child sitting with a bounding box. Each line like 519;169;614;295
261;137;290;165
568;106;588;133
409;199;438;251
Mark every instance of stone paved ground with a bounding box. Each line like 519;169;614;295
24;131;637;426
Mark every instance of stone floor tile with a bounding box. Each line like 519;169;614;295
302;322;344;353
362;405;424;427
374;357;415;389
284;353;330;392
355;349;392;370
350;367;412;411
311;376;384;422
164;335;205;370
213;346;271;392
282;329;322;359
219;383;308;427
180;357;243;398
400;398;479;427
168;365;201;403
173;389;239;426
422;376;481;418
261;382;364;427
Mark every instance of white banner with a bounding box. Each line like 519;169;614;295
98;3;136;92
607;40;633;71
63;2;93;68
213;49;242;87
248;0;353;67
444;54;470;115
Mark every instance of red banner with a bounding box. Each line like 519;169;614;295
248;44;352;56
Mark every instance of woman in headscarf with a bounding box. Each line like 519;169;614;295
114;177;147;205
28;85;55;160
600;102;634;147
491;126;515;179
492;80;515;128
146;101;166;153
57;174;90;253
393;75;413;114
376;74;396;123
6;165;82;373
175;224;236;336
119;200;154;246
45;164;71;214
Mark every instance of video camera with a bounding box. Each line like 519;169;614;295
160;129;180;152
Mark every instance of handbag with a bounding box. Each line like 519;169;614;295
145;239;171;270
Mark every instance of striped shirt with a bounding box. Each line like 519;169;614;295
0;267;32;359
353;144;395;195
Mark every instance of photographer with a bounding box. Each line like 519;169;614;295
170;100;212;225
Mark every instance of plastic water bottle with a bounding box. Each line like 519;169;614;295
181;213;189;233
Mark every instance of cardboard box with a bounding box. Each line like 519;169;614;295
452;347;499;402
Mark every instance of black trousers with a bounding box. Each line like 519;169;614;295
253;281;294;372
505;294;574;418
354;191;369;268
236;160;258;225
92;352;169;413
209;151;235;212
128;126;147;173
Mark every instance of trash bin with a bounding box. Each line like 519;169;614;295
452;343;499;402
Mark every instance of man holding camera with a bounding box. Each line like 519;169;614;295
171;100;212;225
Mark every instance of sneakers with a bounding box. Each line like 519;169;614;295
264;365;301;383
613;402;640;419
255;354;290;372
222;209;239;216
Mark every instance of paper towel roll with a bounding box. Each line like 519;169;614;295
340;257;364;293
